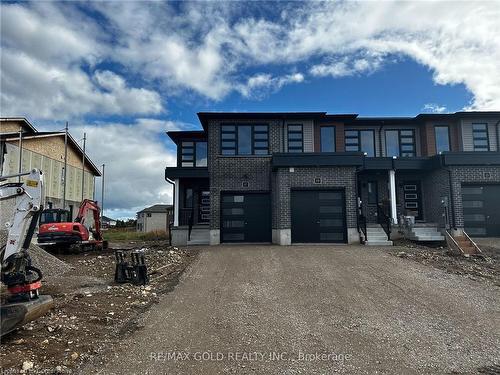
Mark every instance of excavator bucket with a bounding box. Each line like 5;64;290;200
1;295;54;337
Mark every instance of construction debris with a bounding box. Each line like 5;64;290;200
0;240;198;374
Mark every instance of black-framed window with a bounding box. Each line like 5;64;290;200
367;181;378;204
345;130;375;156
320;126;336;152
472;123;489;151
385;129;416;157
287;124;303;153
181;141;207;167
434;126;450;154
185;188;193;208
221;124;269;155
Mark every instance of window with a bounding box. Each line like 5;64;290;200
195;142;207;166
287;124;303;152
472;123;489;151
434;126;450;153
221;124;269;155
345;130;375;156
181;141;194;167
181;141;207;167
185;188;193;208
320;126;335;152
147;213;152;217
385;129;415;157
367;181;378;204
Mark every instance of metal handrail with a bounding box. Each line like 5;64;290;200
377;204;391;241
445;230;462;255
358;214;367;243
462;230;482;254
188;211;194;241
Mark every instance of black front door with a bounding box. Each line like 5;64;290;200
221;193;271;243
462;184;500;237
291;190;347;243
402;182;423;221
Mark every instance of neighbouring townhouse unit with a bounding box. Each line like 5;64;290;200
165;111;500;246
136;204;173;233
0;118;101;221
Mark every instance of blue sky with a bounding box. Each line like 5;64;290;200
1;1;499;219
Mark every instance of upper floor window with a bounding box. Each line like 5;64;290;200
345;130;375;157
434;126;450;154
181;141;207;167
320;126;335;152
385;129;415;157
287;124;303;153
472;123;489;151
221;124;269;155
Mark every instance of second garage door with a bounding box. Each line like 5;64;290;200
221;193;271;243
291;190;347;243
462;184;500;237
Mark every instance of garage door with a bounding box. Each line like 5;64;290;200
462;184;500;237
291;190;347;243
221;193;271;243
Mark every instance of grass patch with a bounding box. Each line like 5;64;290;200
104;228;169;242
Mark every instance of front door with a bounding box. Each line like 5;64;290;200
402;182;423;221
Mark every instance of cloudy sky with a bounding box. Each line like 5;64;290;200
1;1;499;219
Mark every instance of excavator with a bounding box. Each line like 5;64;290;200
1;169;54;336
37;199;108;253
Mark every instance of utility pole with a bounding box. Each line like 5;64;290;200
101;164;105;222
17;129;23;182
62;122;68;209
81;132;86;201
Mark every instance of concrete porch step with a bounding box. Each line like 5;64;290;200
365;240;393;246
409;235;445;241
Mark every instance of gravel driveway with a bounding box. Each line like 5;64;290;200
88;245;499;375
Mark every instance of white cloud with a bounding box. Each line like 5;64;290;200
2;1;500;112
422;103;448;114
237;73;304;98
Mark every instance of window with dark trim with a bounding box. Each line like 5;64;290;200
287;124;303;153
367;181;378;204
345;130;375;156
434;125;450;153
385;129;416;157
320;126;335;152
181;141;194;166
472;123;489;151
185;188;193;208
220;124;269;155
181;141;207;167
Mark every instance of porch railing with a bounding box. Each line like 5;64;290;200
357;214;367;243
377;204;391;241
179;208;193;226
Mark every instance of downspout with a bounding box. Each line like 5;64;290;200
378;122;384;157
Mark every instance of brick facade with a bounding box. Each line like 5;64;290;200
449;166;500;228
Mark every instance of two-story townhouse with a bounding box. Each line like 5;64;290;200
165;111;500;246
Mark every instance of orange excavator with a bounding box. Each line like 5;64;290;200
37;199;108;253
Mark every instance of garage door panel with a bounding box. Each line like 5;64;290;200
462;184;500;237
221;193;271;243
291;190;347;243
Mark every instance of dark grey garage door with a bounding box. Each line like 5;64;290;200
221;193;271;243
462;184;500;237
291;190;347;243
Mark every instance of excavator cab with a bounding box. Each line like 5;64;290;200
39;209;71;225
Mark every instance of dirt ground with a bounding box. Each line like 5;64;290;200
0;240;197;374
83;244;499;375
387;238;500;287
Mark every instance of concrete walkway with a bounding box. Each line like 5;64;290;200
88;245;500;375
